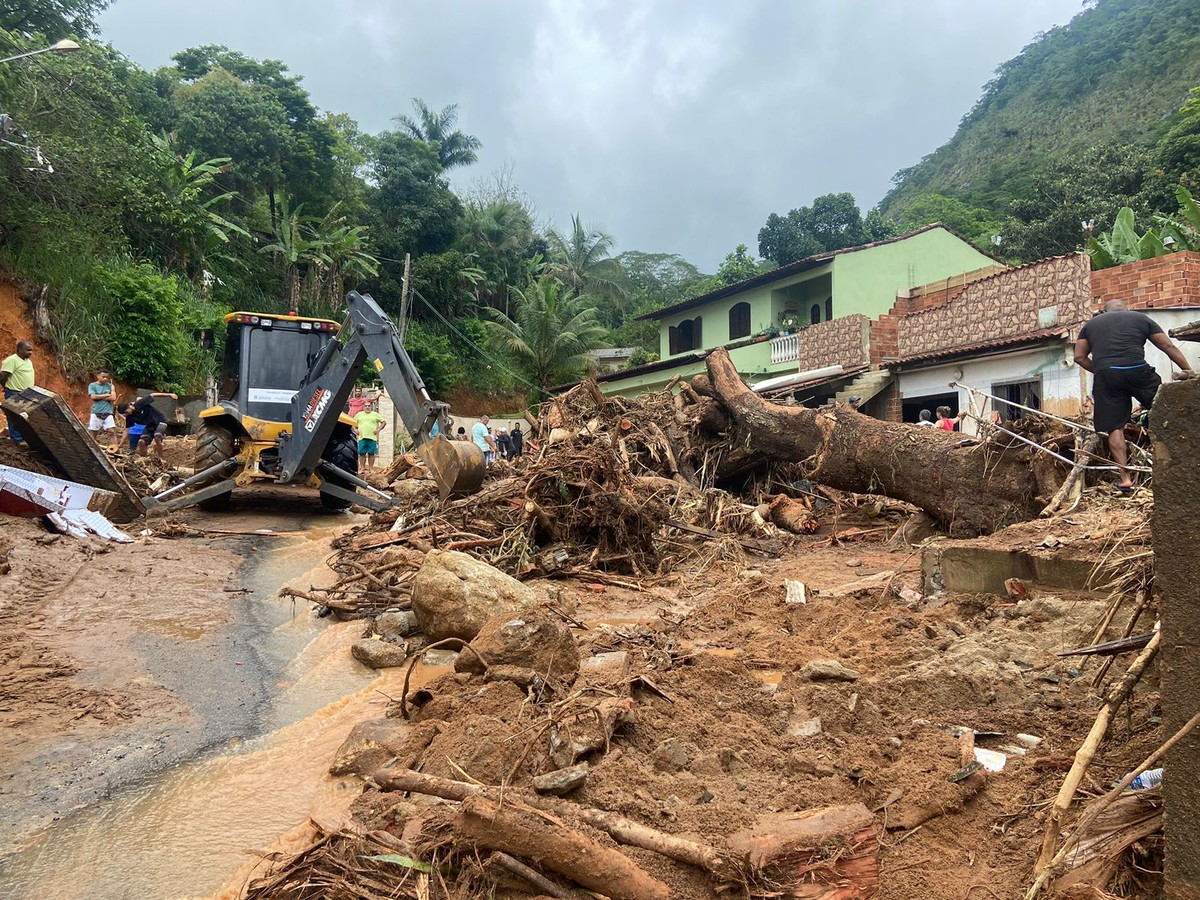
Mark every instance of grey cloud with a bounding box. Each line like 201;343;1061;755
100;0;1081;268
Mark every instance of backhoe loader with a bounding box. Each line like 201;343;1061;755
145;291;485;511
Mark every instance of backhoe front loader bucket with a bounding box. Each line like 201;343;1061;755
416;435;486;500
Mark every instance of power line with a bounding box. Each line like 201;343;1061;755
406;284;539;391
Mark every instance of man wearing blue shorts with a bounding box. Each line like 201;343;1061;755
354;398;387;471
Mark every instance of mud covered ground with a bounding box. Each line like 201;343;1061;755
0;444;365;858
237;488;1163;900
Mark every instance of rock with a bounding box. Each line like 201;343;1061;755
456;611;580;682
790;716;823;738
845;558;864;568
578;651;630;689
532;763;589;796
377;610;420;640
412;550;540;642
423;648;460;667
352;638;409;669
653;738;692;772
801;659;861;683
330;718;409;776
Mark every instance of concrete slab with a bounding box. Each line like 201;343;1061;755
922;543;1101;597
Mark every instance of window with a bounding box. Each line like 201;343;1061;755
729;302;751;340
810;304;821;325
669;316;703;354
825;297;833;320
991;379;1042;422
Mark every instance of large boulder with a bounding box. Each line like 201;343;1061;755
412;550;540;642
455;611;580;682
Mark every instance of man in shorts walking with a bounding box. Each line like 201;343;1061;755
88;371;118;448
1075;300;1195;490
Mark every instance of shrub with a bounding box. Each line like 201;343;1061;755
95;261;186;386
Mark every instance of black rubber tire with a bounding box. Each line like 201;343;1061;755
194;423;236;511
319;432;359;510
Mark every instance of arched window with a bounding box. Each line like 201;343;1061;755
825;297;833;320
810;304;821;325
729;302;751;340
669;316;703;354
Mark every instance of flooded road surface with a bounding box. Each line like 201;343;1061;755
0;490;408;899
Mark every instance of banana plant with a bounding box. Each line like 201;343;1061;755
1087;207;1168;269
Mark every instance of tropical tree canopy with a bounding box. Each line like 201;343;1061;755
482;278;608;395
395;98;482;170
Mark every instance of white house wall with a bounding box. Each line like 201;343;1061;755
896;344;1083;436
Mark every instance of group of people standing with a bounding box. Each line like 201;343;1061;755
462;414;524;464
0;340;174;458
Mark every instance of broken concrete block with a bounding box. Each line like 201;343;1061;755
784;580;807;606
801;659;861;682
532;763;589;796
455;611;579;682
411;549;541;642
351;638;409;669
329;718;410;777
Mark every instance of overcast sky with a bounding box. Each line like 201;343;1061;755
98;0;1083;270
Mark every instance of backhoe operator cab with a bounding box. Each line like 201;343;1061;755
195;311;358;510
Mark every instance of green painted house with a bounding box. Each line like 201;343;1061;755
595;225;1000;398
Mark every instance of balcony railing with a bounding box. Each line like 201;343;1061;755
770;332;800;365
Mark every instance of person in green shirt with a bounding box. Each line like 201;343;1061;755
354;399;388;471
87;370;118;448
0;340;34;444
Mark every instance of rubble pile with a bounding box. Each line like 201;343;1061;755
252;379;1168;899
297;381;868;619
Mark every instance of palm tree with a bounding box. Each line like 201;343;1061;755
395;99;481;170
483;278;608;397
545;214;627;302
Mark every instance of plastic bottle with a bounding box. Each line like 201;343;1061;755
1128;768;1163;791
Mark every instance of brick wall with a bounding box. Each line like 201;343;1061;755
797;314;869;370
1090;251;1200;311
893;254;1091;360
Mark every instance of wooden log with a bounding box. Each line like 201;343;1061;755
727;803;880;899
704;347;1061;536
456;795;670;900
370;768;730;876
769;494;820;534
1034;631;1161;874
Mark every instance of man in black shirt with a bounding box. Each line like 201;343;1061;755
122;392;177;458
1075;300;1194;490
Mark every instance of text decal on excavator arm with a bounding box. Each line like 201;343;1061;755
302;388;333;433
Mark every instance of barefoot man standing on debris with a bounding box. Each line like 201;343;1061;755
0;340;34;445
1074;299;1195;490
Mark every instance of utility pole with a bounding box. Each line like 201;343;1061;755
397;252;412;345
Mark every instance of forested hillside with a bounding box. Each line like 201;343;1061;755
879;0;1200;260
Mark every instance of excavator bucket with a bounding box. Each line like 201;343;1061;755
416;435;486;500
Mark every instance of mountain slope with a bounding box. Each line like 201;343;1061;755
881;0;1200;217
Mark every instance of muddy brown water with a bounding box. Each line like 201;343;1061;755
0;501;436;900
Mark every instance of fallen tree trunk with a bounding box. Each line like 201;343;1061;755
457;795;671;900
373;767;730;875
703;347;1060;535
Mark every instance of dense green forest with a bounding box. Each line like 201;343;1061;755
3;0;1200;403
878;0;1200;260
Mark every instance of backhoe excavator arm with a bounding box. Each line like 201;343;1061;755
278;291;448;484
